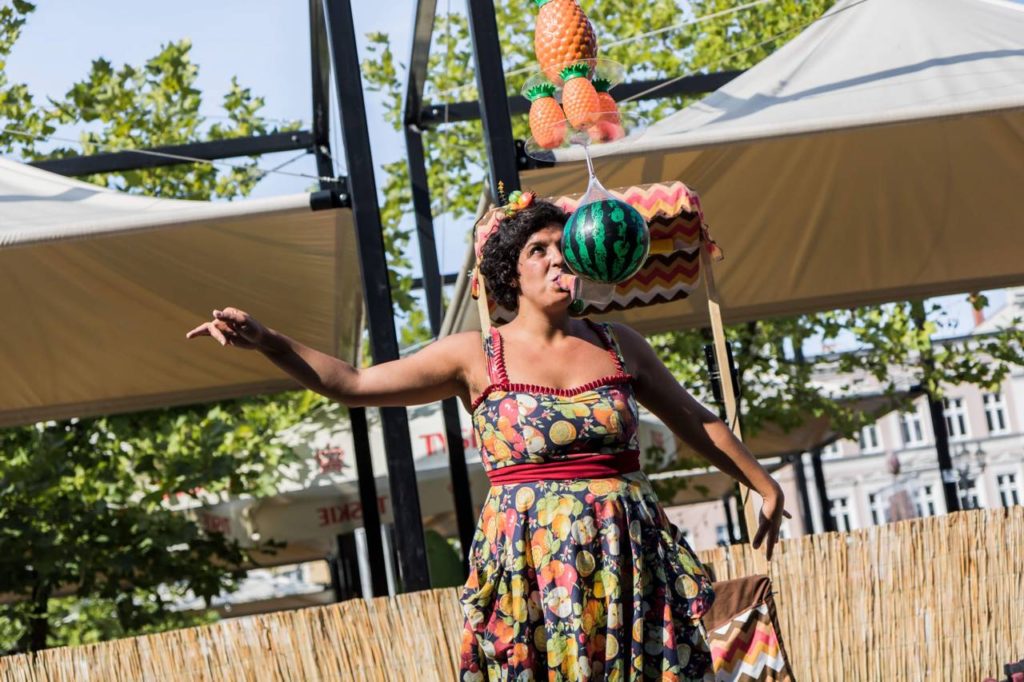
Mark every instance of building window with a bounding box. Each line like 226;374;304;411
830;497;853;532
958;476;981;510
680;528;694;547
914;484;938;517
943;397;970;441
820;441;842;459
997;473;1020;507
715;525;731;547
900;409;925;447
779;520;792;539
859;424;882;453
983;393;1009;435
868;492;887;525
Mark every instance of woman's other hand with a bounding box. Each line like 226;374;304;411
752;485;787;561
185;307;268;350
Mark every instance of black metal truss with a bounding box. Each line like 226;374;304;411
403;0;477;571
324;0;431;592
30;130;316;177
310;0;389;598
417;70;744;127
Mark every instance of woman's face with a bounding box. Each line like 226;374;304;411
516;224;571;309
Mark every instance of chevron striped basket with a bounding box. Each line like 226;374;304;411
701;575;795;682
475;181;709;325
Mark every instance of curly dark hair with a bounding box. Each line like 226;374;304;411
479;200;568;310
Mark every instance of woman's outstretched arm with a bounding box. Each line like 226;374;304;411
186;307;477;408
610;322;787;559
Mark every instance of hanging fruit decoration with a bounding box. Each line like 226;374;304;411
526;84;567;149
560;63;601;130
533;0;598;83
587;77;624;143
563;195;650;283
526;0;625;147
520;0;648;290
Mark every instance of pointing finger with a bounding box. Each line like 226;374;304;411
186;323;212;339
206;323;228;346
752;518;768;549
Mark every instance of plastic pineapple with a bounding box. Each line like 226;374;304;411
587;77;624;142
534;0;598;82
560;63;600;130
526;83;567;149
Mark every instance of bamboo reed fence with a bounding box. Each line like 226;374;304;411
1;507;1021;681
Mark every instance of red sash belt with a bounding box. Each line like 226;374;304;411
486;451;640;485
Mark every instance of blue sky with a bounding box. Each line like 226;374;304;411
4;0;411;193
2;0;1010;340
3;0;477;284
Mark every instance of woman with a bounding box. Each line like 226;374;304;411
187;198;785;681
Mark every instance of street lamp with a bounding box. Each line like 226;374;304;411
955;441;987;510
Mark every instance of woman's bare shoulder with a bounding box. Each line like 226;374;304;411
604;321;649;351
604;322;659;370
439;330;485;350
431;331;485;368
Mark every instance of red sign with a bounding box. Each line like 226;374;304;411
199;512;231;535
316;495;389;527
419;432;446;456
316;446;347;474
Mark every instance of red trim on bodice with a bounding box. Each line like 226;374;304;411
471;320;631;412
470;373;634;413
486;451;641;485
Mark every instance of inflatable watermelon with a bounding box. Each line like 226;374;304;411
562;198;649;283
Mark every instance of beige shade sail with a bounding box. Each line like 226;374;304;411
673;391;917;464
0;159;362;427
444;0;1024;337
652;390;916;506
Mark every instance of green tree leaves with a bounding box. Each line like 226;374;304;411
0;7;317;652
360;0;1022;467
0;392;322;653
30;39;300;199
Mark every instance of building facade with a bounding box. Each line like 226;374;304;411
670;290;1024;552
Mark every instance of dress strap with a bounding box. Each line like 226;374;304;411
585;319;628;375
484;326;510;385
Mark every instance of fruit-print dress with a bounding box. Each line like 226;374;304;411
459;320;715;682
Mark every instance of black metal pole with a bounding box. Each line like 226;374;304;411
440;399;476;568
309;0;336;187
403;0;476;572
402;0;444;333
327;556;343;602
722;494;739;544
30;131;314;176
911;306;960;514
333;532;363;600
732;484;750;543
789;452;816;536
809;447;836;533
349;407;390;596
924;393;960;513
323;0;430;591
466;0;520;196
404;137;444;330
416;70;745;127
309;0;388;597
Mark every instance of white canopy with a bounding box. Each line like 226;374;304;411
445;0;1024;336
0;159;362;426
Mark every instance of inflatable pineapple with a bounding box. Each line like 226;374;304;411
526;83;567;149
587;77;624;142
560;63;600;129
534;0;598;82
